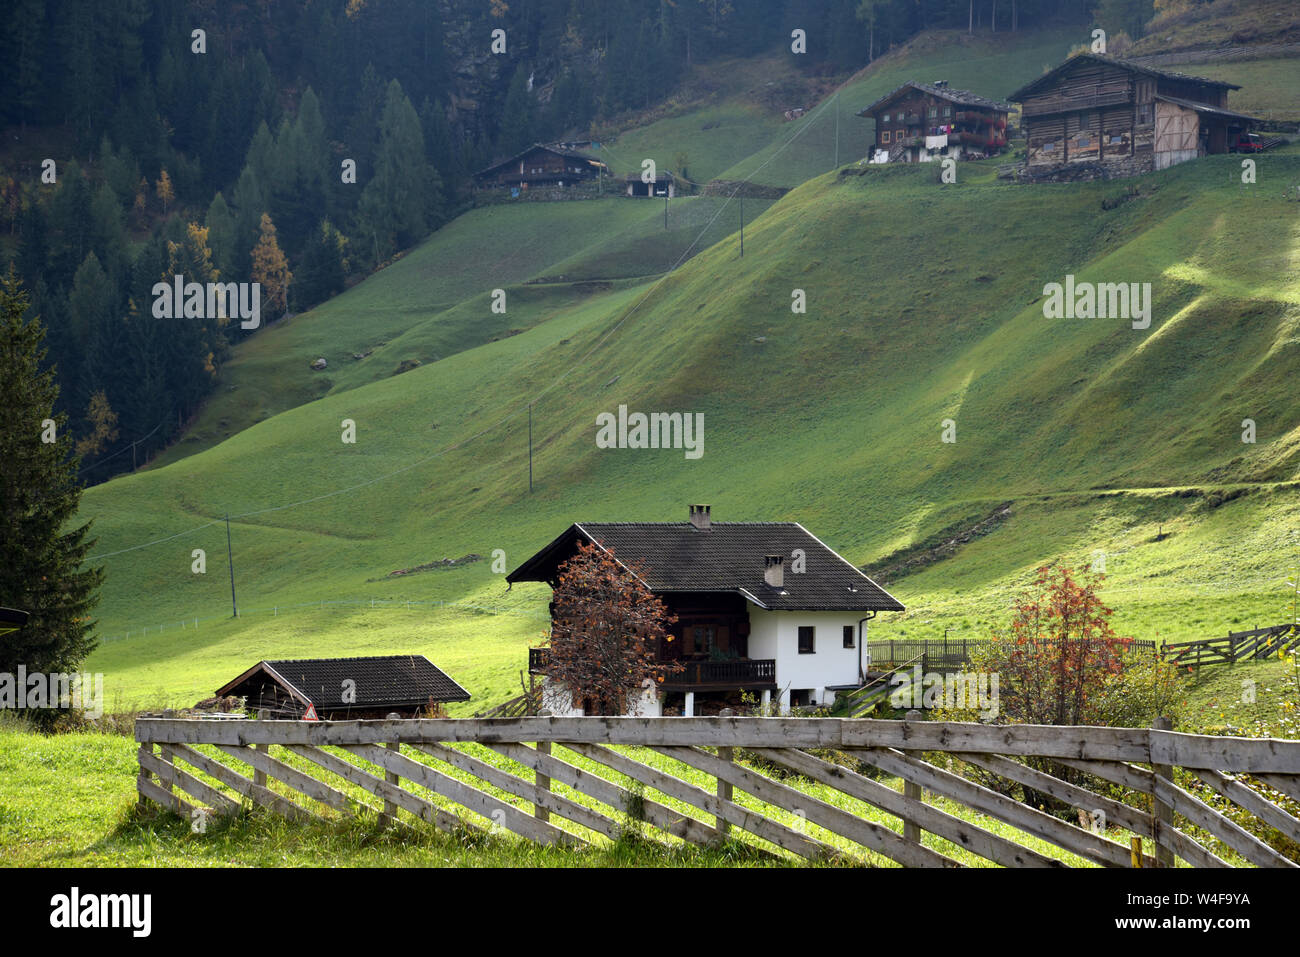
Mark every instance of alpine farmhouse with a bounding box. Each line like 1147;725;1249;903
508;506;904;716
859;80;1011;164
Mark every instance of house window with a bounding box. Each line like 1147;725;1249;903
843;625;855;648
882;130;891;144
1043;141;1056;152
1077;135;1091;148
1138;104;1151;125
692;626;716;655
882;113;890;123
929;107;938;118
943;106;952;117
798;626;815;654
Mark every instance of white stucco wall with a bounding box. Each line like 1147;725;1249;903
746;606;867;711
539;677;662;717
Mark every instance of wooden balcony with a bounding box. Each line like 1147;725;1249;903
661;658;777;691
529;647;776;690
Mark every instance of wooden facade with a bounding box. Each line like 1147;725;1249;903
859;81;1010;164
1011;54;1253;174
473;143;607;190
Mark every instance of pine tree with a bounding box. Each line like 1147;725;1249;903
251;213;292;317
0;268;103;685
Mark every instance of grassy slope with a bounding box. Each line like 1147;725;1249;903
78;142;1300;711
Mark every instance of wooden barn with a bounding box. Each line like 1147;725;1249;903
1010;53;1257;175
858;80;1010;164
216;655;470;719
473;142;608;191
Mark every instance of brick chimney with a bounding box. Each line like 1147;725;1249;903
764;554;784;588
689;504;711;530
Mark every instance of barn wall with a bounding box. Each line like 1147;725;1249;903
1154;100;1200;170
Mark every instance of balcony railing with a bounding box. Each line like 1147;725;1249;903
663;658;777;689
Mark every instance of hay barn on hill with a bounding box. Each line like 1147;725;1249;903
1011;53;1259;176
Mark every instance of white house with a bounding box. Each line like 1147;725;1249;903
507;505;905;715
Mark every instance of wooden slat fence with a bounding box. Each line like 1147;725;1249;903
136;715;1300;868
1162;624;1300;670
867;637;1158;671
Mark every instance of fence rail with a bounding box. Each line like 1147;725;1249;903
136;716;1300;868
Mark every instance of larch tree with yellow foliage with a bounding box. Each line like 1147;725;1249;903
251;212;292;318
155;168;174;215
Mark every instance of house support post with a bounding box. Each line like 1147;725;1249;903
381;712;400;828
1151;715;1175;867
715;708;734;841
534;710;552;823
760;689;771;712
902;709;924;847
684;691;695;717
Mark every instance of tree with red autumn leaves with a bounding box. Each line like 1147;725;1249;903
543;541;681;715
974;563;1131;726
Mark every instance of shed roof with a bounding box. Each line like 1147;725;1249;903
858;81;1011;117
507;521;904;613
1009;53;1240;102
216;655;470;709
1153;93;1258;123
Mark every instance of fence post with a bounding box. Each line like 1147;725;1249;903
137;739;156;810
716;708;734;841
1151;715;1175;868
254;708;268;791
902;708;924;846
381;712;401;827
534;710;552;824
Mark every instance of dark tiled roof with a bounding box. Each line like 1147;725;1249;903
473;142;607;178
858;81;1011;117
508;522;904;613
1009;53;1240;102
217;655;470;708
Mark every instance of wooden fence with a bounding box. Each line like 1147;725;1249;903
1163;624;1300;670
866;637;1158;671
136;715;1300;868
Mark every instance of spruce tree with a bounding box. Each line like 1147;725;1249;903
0;269;103;681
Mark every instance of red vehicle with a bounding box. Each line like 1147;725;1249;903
1231;132;1265;153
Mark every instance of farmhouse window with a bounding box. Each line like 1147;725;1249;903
882;130;891;144
1043;142;1055;152
929;107;937;118
692;626;716;655
883;113;890;122
843;625;855;648
1138;104;1151;125
1077;136;1091;148
798;626;815;654
943;106;952;117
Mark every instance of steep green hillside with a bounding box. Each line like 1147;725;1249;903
80;145;1300;708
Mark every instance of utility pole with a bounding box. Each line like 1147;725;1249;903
739;193;744;257
835;92;840;169
528;403;534;493
225;513;237;618
664;190;668;229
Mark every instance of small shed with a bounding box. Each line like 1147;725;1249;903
624;171;675;197
216;655;470;719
